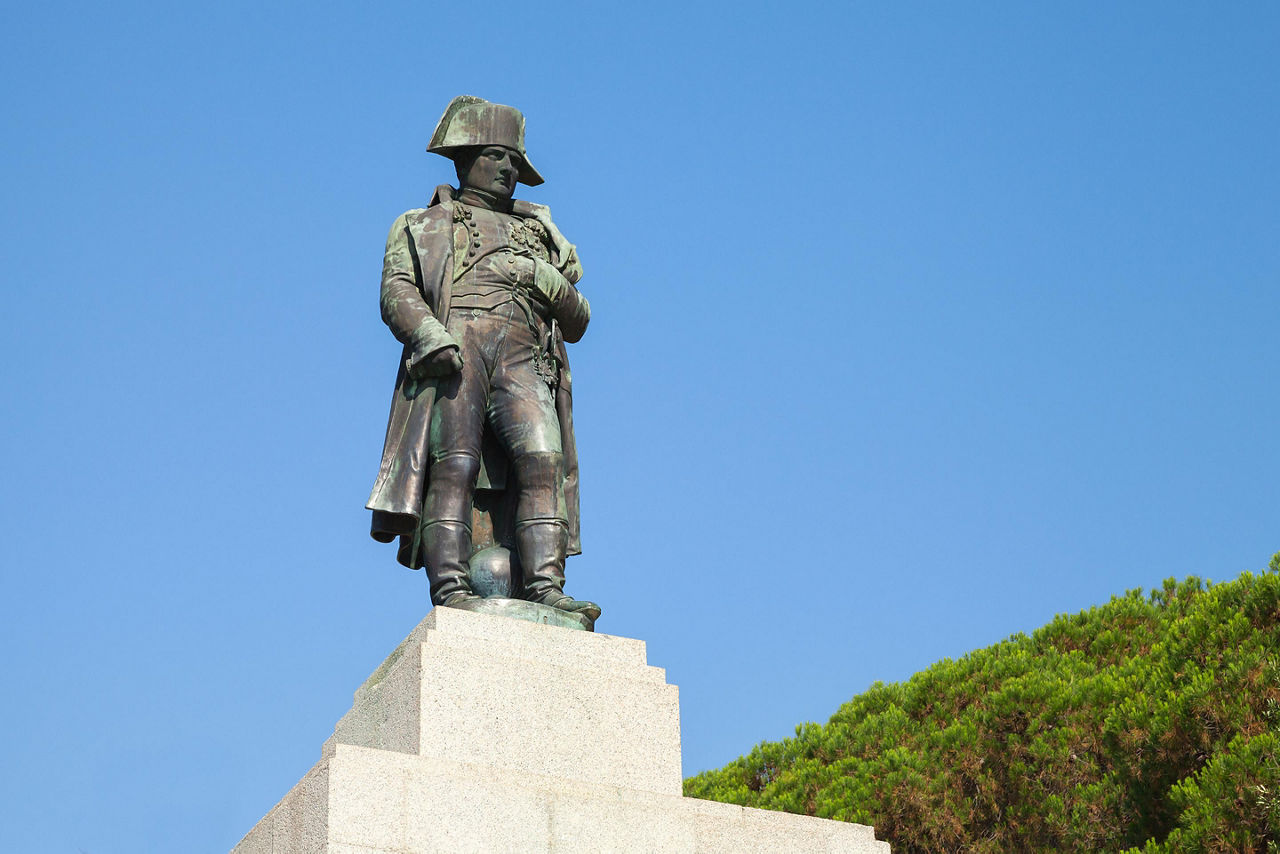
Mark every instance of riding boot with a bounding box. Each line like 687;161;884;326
517;519;601;621
422;520;481;606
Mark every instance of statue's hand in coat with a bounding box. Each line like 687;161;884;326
510;255;569;305
521;256;591;343
530;258;570;304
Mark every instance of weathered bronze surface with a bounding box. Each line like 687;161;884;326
367;96;599;630
448;597;595;632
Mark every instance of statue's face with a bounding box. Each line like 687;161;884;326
458;145;523;200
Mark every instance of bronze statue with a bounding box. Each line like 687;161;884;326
366;96;600;625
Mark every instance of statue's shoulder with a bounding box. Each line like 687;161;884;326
385;206;450;247
386;207;423;231
393;186;458;234
398;204;452;232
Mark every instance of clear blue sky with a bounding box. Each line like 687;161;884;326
2;1;1277;850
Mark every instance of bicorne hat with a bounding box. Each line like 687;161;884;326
427;95;544;186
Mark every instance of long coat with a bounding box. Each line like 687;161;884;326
366;187;583;568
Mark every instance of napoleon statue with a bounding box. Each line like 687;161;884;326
366;96;600;625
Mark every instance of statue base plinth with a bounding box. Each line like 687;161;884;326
448;596;594;631
232;607;889;853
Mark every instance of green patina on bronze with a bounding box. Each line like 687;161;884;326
449;598;594;632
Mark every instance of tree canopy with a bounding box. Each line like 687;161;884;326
685;554;1280;853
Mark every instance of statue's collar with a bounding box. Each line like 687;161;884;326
453;186;513;213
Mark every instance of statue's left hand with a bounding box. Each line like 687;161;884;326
530;258;570;305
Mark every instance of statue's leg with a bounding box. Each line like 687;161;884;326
421;324;488;607
489;314;601;621
508;455;599;621
510;449;568;595
420;453;481;606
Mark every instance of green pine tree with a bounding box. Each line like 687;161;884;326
685;554;1280;853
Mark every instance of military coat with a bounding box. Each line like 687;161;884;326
367;186;583;567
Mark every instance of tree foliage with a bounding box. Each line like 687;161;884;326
685;555;1280;853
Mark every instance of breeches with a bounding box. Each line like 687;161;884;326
423;302;565;527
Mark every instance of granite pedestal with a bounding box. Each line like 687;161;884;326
233;607;889;853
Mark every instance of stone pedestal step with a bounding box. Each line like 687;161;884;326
323;607;681;795
236;744;889;854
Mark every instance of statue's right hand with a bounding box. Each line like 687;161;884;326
408;345;463;379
